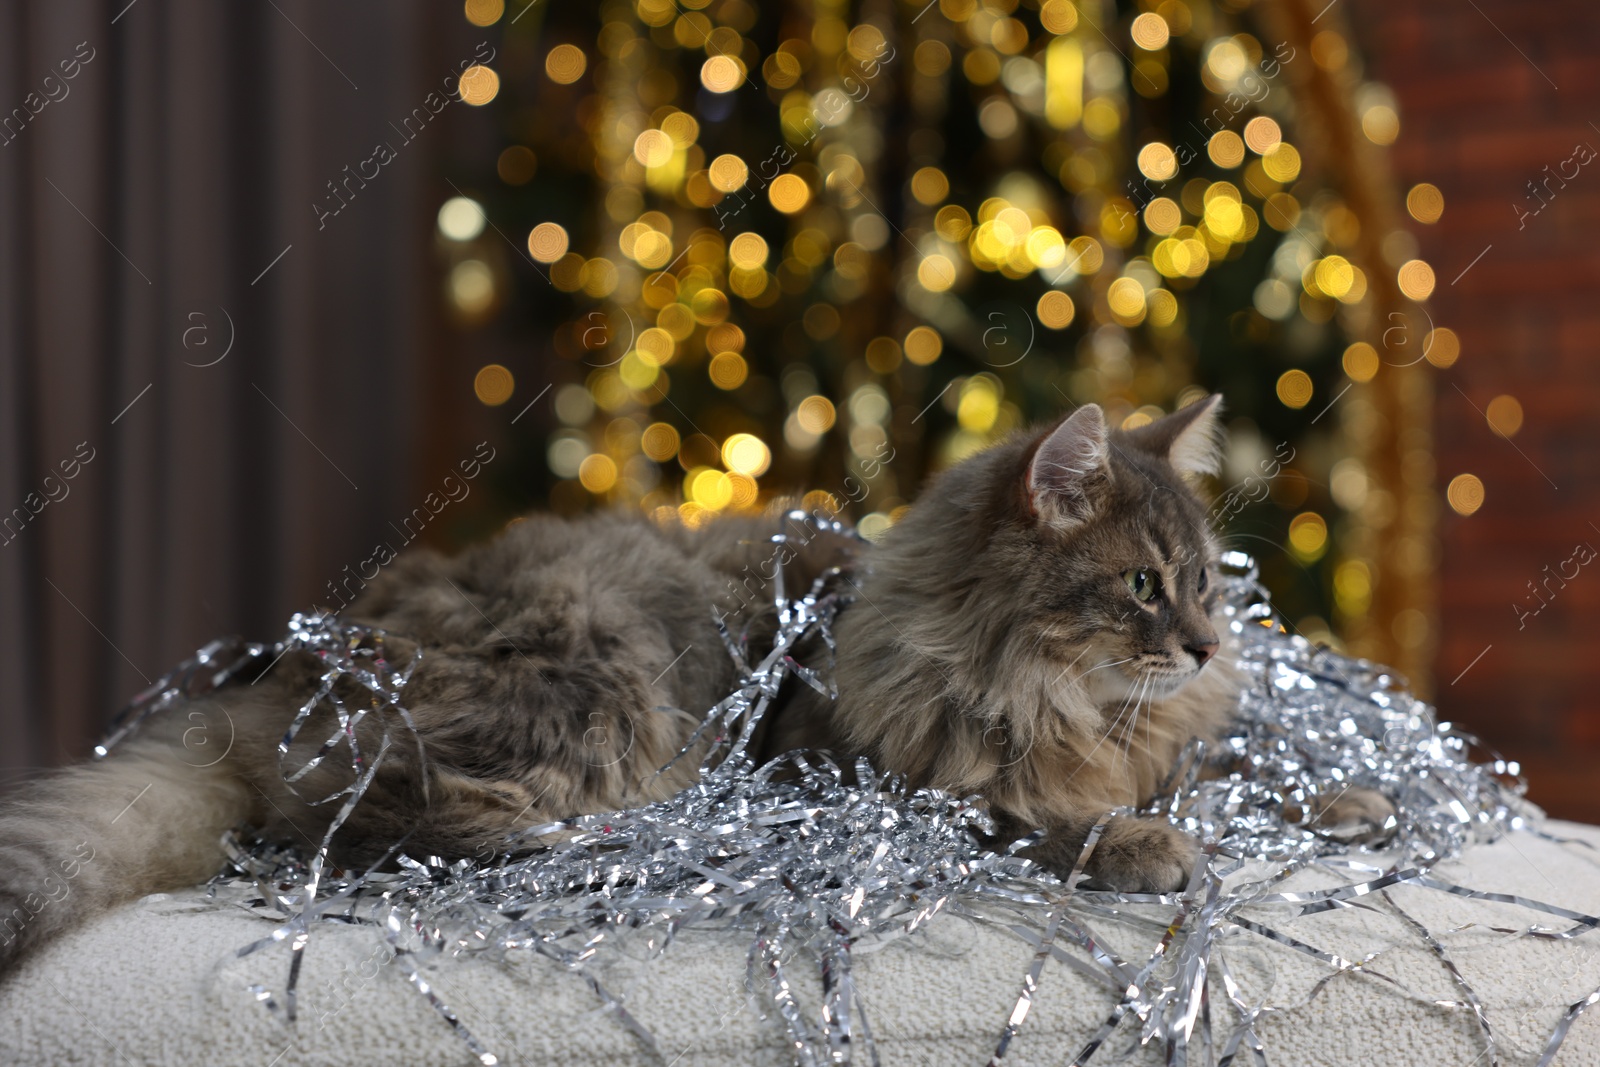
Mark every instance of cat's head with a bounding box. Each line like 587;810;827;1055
1017;396;1226;708
870;395;1228;725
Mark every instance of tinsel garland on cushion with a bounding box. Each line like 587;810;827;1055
99;540;1600;1066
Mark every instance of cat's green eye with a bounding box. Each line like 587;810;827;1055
1123;568;1162;602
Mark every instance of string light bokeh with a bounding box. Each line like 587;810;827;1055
435;0;1488;687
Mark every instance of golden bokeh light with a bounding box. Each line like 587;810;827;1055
1107;277;1147;320
728;232;769;270
545;44;587;84
1424;326;1461;368
1486;394;1524;438
701;55;744;93
657;303;695;341
796;395;837;434
709;154;748;192
1397;259;1436;301
708;351;748;389
957;377;1000;432
458;65;500;106
1311;30;1349;70
625;226;672;268
1040;0;1078;34
1334;559;1372;616
917;254;956;292
1263;192;1301;231
1342;341;1380;382
727;472;758;509
549;253;583;292
1130;12;1170;50
1082;98;1121;140
1025;226;1066;268
1107;199;1145;246
864;337;901;374
641;422;680;462
473;363;514;406
581;257;619;298
904;325;943;365
633;129;674;168
722;433;772;477
450;260;495;315
690;286;729;324
1314;255;1354;300
1447;473;1485;516
1362;105;1400;145
768;173;810;213
1276;369;1314;409
1406;182;1444;224
689;469;734;510
1066;235;1104;274
1204;197;1244;240
456;0;1470;549
579;454;618;494
1288;511;1329;561
635;327;675;367
1037;290;1075;329
765;49;803;88
1147;288;1178;327
935;204;972;241
527;222;569;263
857;512;892;541
706;322;744;352
1137;142;1178;181
1243;117;1282;155
661;112;699;146
1206;38;1247;81
1144;197;1182;235
1262;143;1301;182
463;0;504;27
910;166;949;205
1207;131;1245;168
618;351;659;391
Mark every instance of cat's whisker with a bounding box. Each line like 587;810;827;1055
1078;655;1134;679
1116;672;1150;778
1144;672;1157;753
1134;671;1160;768
1126;671;1152;780
1077;666;1146;780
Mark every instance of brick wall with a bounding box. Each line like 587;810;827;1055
1350;0;1600;820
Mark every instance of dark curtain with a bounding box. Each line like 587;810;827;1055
0;2;445;781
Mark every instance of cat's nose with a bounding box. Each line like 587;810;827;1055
1185;640;1219;667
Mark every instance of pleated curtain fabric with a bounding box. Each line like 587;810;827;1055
0;1;441;783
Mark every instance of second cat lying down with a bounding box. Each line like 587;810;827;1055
0;395;1392;971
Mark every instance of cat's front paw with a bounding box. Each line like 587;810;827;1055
1081;817;1197;893
1310;786;1397;845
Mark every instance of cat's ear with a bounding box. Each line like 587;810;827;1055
1125;393;1225;479
1027;405;1112;527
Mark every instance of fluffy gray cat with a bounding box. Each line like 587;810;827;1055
0;396;1389;972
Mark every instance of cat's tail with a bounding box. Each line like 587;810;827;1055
0;731;251;973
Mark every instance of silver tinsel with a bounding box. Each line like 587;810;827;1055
100;541;1600;1066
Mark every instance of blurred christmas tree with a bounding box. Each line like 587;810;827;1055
437;0;1447;684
